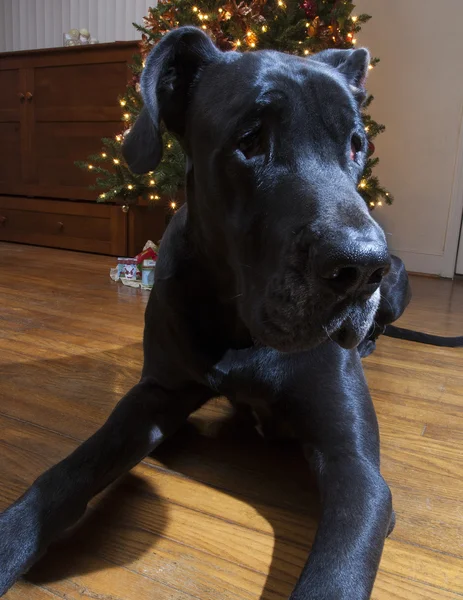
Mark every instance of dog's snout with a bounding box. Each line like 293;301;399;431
317;237;391;296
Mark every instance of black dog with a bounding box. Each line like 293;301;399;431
0;28;413;599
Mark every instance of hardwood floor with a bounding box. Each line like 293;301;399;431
0;241;462;600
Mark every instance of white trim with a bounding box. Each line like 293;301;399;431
441;102;463;277
392;250;447;276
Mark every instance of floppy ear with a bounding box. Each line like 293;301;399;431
310;48;370;101
123;27;222;174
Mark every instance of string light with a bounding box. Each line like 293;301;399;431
236;40;241;47
170;201;177;209
150;194;155;200
167;142;173;149
100;193;106;199
142;60;146;67
88;164;93;170
304;49;310;55
278;0;285;6
364;126;370;132
347;32;353;39
123;113;130;121
352;38;357;44
250;42;256;48
127;184;133;190
150;179;155;185
193;6;198;11
113;158;120;165
377;201;383;206
368;64;374;70
116;135;122;142
218;7;223;13
262;25;268;32
101;152;107;158
305;22;310;27
370;201;375;207
198;13;204;20
351;15;358;22
385;192;389;197
359;180;367;188
120;99;126;107
154;195;160;200
201;24;207;29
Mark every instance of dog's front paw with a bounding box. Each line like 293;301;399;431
0;497;44;596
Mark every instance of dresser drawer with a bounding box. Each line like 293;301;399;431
0;197;127;255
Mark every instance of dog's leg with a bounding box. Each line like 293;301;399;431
288;352;393;600
0;378;210;596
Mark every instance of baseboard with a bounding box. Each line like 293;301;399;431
392;249;452;278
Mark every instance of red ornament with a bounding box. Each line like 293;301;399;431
300;0;317;19
368;141;375;155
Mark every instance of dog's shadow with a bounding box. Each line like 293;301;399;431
26;405;319;599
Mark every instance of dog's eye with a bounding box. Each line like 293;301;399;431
350;133;363;161
237;128;262;160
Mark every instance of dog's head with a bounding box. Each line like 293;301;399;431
124;27;391;352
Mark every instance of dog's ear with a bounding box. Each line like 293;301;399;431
123;27;222;174
310;48;370;101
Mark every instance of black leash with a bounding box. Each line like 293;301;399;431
384;325;463;348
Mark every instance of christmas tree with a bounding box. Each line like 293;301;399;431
76;0;393;212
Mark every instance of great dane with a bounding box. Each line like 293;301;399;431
0;27;412;599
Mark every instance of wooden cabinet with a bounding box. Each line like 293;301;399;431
0;42;168;255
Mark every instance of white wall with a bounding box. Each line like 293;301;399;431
354;0;463;276
0;0;154;52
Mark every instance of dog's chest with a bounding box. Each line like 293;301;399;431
232;394;296;441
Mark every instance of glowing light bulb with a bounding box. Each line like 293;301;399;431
120;99;126;107
368;64;374;70
236;40;241;47
364;126;370;132
247;31;252;37
201;24;207;29
100;193;106;199
170;201;177;209
262;25;267;32
377;201;383;206
154;195;160;200
88;164;93;170
278;0;285;6
305;22;310;27
250;42;256;48
116;135;122;142
150;179;155;185
218;7;223;13
370;202;375;207
351;15;358;22
385;192;389;197
101;152;107;158
304;49;310;55
123;113;130;120
352;38;357;44
127;184;133;190
193;6;198;12
359;180;367;188
113;158;120;165
150;194;155;200
167;142;173;149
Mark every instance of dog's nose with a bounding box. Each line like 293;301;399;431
317;238;391;296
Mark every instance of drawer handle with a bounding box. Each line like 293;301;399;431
25;92;33;102
18;92;25;102
58;221;64;230
0;216;6;225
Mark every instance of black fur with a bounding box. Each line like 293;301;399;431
1;27;416;599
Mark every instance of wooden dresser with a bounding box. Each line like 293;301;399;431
0;42;167;256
